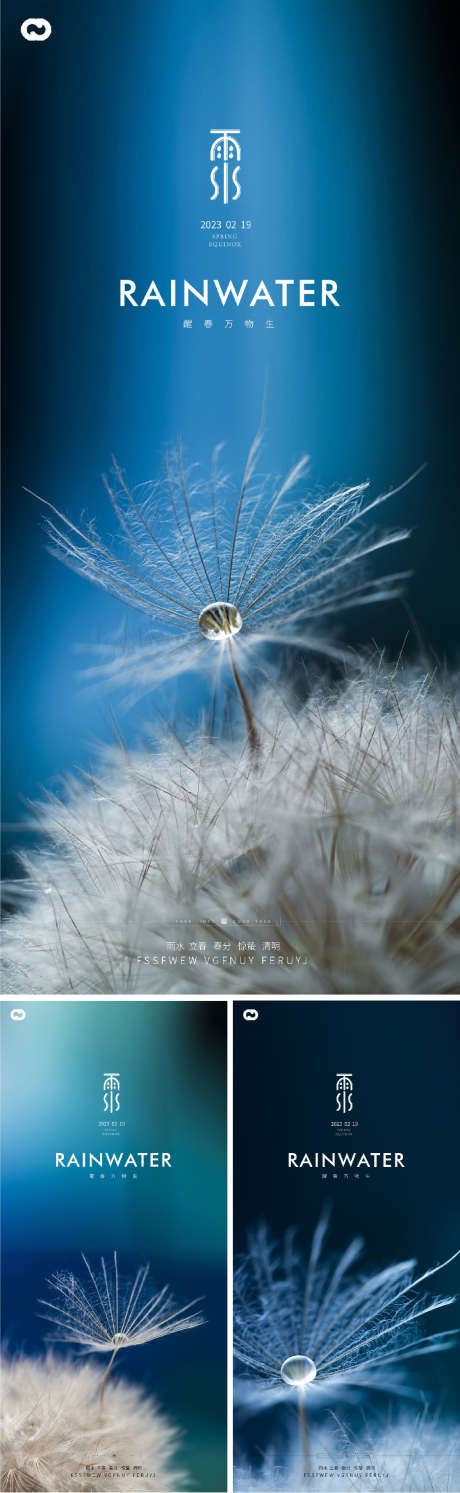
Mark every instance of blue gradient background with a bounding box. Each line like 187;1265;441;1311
1;1001;227;1490
2;0;459;874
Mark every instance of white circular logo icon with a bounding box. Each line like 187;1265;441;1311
243;1008;259;1021
20;18;52;40
10;1008;26;1020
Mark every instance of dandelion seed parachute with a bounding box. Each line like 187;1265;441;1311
0;1353;186;1491
233;1217;460;1412
38;1251;205;1353
33;437;414;715
2;663;459;994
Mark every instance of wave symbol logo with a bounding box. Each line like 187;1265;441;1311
20;18;52;40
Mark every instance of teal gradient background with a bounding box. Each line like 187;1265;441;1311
3;0;459;877
1;1001;227;1490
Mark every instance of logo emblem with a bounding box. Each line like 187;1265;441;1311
210;129;241;204
103;1073;120;1113
336;1073;353;1114
10;1008;26;1020
20;18;52;39
243;1008;259;1021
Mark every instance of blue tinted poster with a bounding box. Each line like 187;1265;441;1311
234;999;460;1489
2;0;459;995
1;1001;227;1490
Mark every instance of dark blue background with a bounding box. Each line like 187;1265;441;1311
234;999;460;1459
2;0;459;875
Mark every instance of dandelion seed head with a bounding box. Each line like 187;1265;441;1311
0;1352;186;1491
2;663;459;994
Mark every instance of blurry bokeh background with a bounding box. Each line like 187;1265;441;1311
2;0;459;876
234;1000;460;1467
2;1001;227;1490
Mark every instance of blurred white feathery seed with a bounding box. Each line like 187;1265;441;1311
38;1253;204;1405
0;1352;186;1491
235;1441;312;1492
329;1403;460;1493
234;1406;460;1490
2;662;459;994
233;1216;459;1411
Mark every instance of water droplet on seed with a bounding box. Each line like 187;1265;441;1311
280;1354;317;1386
198;601;243;640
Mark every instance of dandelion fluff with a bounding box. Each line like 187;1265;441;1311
234;1407;460;1490
0;1353;186;1491
2;662;459;995
234;1217;459;1412
329;1403;460;1493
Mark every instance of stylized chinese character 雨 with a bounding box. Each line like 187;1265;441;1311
336;1072;353;1114
210;129;241;204
103;1073;120;1113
